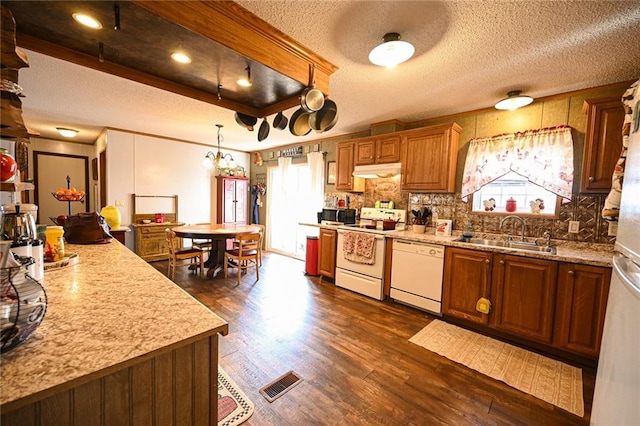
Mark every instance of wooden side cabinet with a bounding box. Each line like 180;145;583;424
554;263;611;358
215;176;248;224
133;222;184;262
318;228;337;279
490;254;558;344
335;142;364;192
581;95;625;192
354;135;401;165
401;123;461;192
443;247;492;325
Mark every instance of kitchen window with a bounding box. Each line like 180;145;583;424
470;171;559;217
462;125;573;217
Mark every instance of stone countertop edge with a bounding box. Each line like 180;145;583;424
0;241;228;410
299;222;614;267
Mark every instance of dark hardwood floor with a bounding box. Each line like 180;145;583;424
152;251;594;425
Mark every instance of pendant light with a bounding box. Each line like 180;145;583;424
494;90;534;110
369;32;415;68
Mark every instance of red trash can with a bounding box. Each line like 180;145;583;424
305;236;319;276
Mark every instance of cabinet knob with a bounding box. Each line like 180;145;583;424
500;260;505;265
568;270;575;275
588;176;594;182
485;259;490;264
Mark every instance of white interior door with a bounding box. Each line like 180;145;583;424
34;152;89;224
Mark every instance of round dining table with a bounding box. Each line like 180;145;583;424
172;223;261;278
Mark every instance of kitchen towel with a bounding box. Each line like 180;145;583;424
410;320;584;417
342;232;376;265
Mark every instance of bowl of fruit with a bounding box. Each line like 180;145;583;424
52;187;85;201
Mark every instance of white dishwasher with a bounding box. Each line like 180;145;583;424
390;240;444;315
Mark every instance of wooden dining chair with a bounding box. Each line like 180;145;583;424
190;223;213;252
232;224;265;267
224;232;260;285
165;229;204;280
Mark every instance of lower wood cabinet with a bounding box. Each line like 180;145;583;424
491;254;557;344
443;248;492;325
554;263;611;358
443;247;611;360
318;228;337;279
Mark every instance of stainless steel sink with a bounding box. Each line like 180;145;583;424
456;237;557;254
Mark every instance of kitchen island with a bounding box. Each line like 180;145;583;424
1;241;228;424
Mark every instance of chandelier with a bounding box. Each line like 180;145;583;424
202;124;236;173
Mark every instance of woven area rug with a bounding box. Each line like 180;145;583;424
409;320;584;417
218;367;254;426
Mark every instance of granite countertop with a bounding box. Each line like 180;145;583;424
300;222;614;267
1;241;228;410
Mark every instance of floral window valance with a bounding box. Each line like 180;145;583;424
461;125;574;202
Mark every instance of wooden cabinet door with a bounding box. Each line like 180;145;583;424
581;95;625;192
376;135;401;164
401;123;460;192
354;138;376;165
335;142;364;192
491;254;557;343
234;179;248;224
443;247;492;325
222;178;236;224
554;263;611;358
318;228;337;279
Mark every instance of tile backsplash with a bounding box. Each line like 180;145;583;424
409;192;615;245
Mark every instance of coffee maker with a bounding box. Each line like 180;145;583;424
0;204;43;280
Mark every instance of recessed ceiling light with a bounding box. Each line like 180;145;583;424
57;127;79;138
494;90;534;110
369;32;415;68
171;52;192;64
72;13;103;29
237;66;252;87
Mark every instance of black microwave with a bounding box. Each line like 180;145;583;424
320;208;356;224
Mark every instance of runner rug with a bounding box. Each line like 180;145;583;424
409;320;584;417
218;367;254;426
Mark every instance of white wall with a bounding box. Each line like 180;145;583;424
104;129;250;227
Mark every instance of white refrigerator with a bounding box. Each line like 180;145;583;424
591;80;640;425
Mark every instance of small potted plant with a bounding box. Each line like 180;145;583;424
410;207;432;234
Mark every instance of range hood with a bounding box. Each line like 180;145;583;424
352;162;402;178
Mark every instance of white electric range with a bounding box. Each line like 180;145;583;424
335;208;406;300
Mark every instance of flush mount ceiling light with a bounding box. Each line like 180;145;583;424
369;32;415;68
494;90;534;110
237;66;252;87
56;127;79;138
72;12;103;29
171;52;191;64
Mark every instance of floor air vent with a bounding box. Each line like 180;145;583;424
259;370;302;402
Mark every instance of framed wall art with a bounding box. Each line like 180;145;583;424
327;161;336;184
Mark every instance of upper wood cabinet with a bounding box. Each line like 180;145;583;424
335;141;365;192
401;123;461;192
581;95;625;193
354;134;401;165
554;262;611;358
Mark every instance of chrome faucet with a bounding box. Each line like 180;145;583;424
500;215;526;241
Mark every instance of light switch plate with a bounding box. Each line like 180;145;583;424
568;221;580;233
115;200;124;207
608;222;618;237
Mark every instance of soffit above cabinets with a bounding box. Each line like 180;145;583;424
3;1;337;118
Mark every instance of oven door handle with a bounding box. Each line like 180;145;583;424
337;229;386;240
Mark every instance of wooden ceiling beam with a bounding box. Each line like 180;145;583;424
132;1;337;95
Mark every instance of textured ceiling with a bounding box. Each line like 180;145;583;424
13;1;640;153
